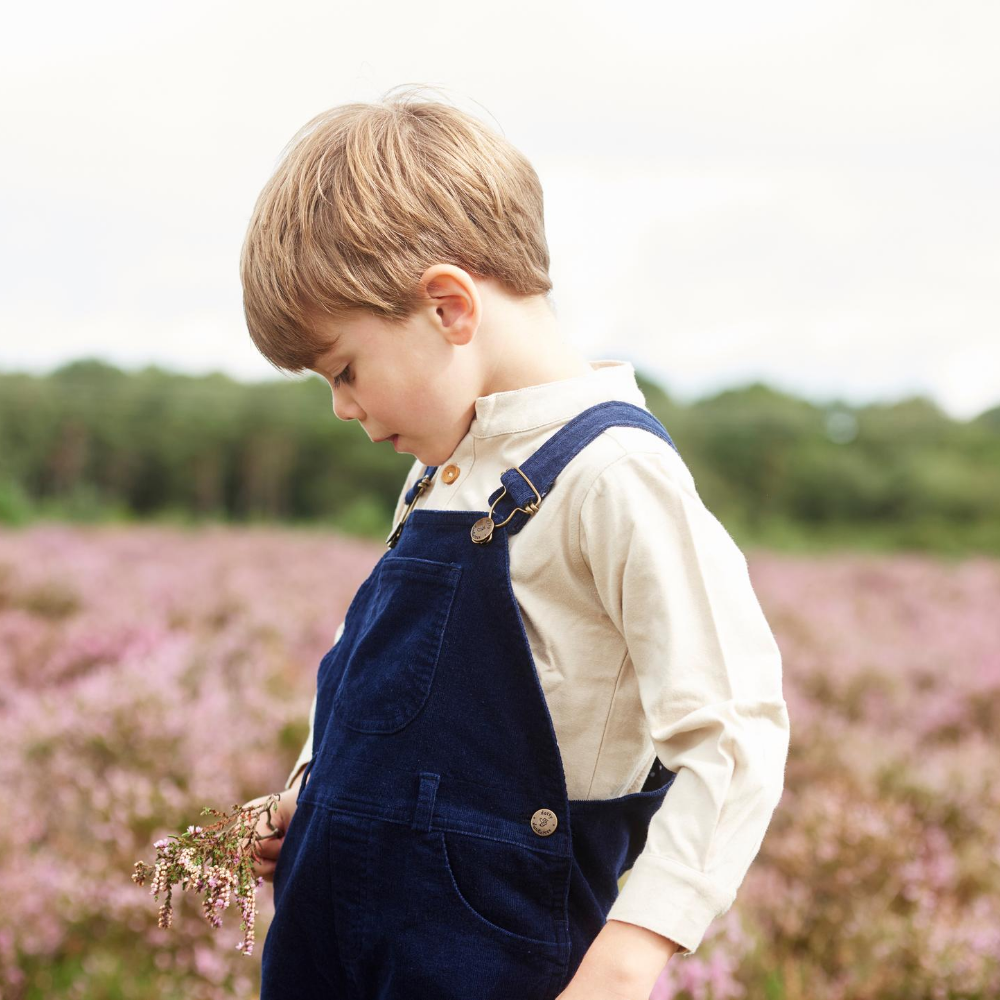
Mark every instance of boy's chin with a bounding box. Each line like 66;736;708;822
411;433;465;467
412;447;448;466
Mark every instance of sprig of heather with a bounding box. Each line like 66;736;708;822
130;795;282;956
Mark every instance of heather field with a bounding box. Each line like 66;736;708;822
1;523;998;1000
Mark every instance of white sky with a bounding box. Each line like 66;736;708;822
1;0;997;420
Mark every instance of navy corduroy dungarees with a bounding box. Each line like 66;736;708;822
260;401;680;1000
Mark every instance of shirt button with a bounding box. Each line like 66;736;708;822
530;808;558;836
441;464;461;484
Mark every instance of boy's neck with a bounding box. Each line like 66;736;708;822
480;350;595;399
476;291;594;397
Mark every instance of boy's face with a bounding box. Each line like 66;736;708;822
306;294;482;467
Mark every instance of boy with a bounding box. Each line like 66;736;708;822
241;87;790;1000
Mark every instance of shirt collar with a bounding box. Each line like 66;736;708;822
469;359;647;438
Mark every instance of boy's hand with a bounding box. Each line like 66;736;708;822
555;920;679;1000
242;772;303;883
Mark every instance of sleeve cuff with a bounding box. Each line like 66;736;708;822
605;851;736;957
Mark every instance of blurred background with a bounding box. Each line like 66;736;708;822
1;2;998;998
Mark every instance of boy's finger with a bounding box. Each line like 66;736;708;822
253;833;283;863
254;842;279;864
253;858;277;883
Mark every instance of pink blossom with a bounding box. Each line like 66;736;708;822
2;525;998;999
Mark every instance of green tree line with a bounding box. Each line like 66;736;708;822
1;358;998;555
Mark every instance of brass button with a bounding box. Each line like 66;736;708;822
441;464;460;484
530;808;558;837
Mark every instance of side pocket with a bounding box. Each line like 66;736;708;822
437;829;565;948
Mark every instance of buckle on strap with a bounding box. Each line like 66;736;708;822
386;473;434;548
470;466;542;545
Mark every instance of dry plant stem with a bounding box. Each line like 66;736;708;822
129;794;282;956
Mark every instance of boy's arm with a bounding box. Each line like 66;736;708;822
577;447;791;966
284;457;426;792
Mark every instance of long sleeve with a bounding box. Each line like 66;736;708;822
579;448;790;957
284;688;320;790
283;620;343;790
284;457;425;791
285;622;344;788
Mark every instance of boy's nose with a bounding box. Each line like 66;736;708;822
331;391;363;423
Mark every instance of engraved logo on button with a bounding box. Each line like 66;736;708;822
530;808;558;836
470;516;495;545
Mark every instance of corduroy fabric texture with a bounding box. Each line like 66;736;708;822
260;402;679;999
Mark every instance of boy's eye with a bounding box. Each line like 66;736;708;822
332;365;352;388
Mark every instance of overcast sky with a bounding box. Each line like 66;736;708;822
1;0;997;420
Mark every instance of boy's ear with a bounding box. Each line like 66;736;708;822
418;265;481;346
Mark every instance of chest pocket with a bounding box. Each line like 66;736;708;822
332;556;462;734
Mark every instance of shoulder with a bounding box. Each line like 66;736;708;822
564;422;700;507
577;425;749;573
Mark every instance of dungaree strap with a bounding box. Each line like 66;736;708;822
488;400;679;537
402;400;677;534
403;472;436;505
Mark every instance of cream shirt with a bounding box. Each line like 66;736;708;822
284;359;790;957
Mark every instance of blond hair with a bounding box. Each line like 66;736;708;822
239;85;554;375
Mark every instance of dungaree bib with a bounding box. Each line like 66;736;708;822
261;401;680;1000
